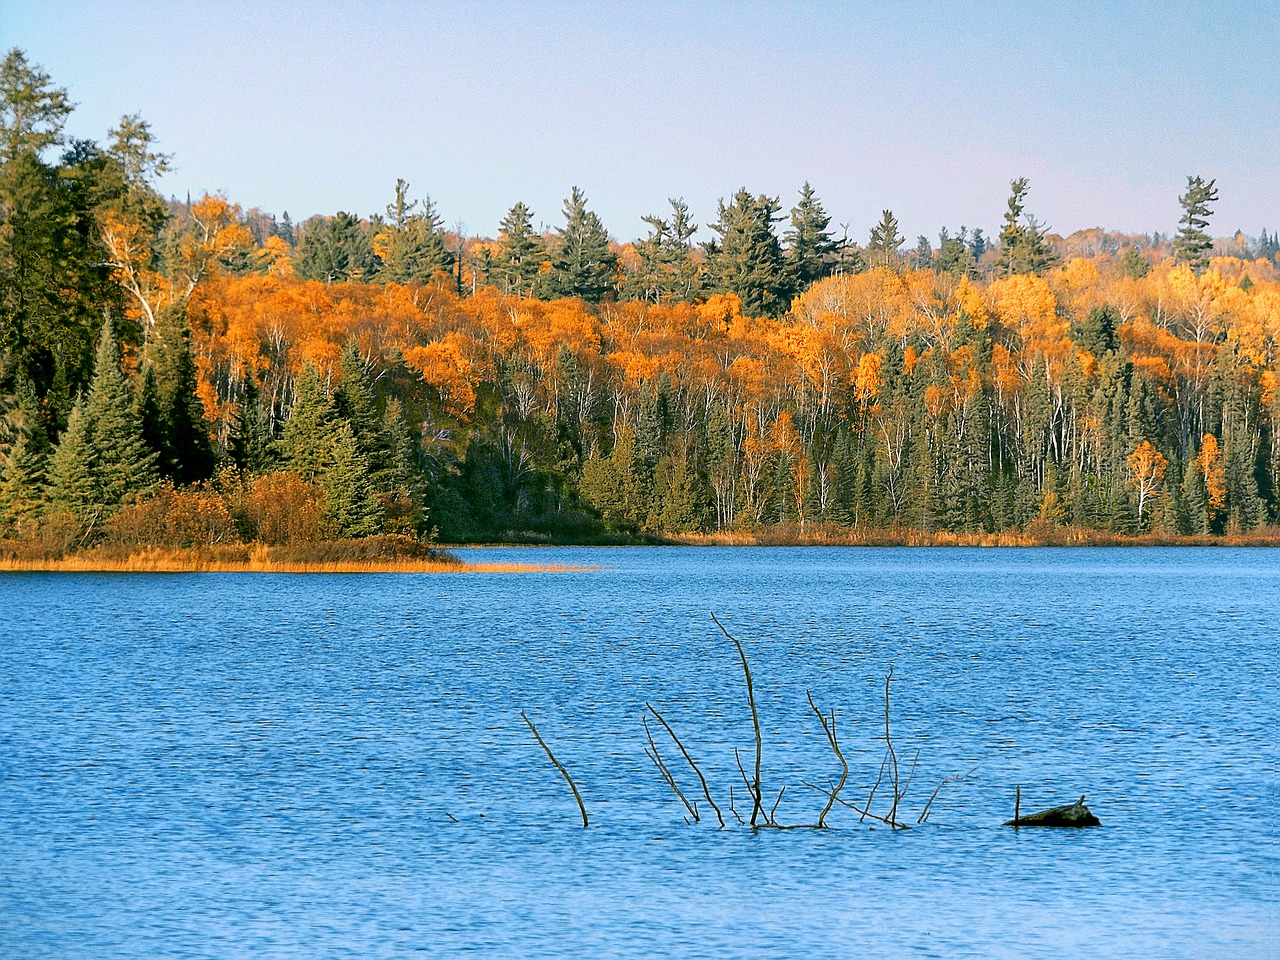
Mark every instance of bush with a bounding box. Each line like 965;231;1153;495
235;471;324;545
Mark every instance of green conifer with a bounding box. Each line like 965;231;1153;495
83;318;157;506
322;421;382;538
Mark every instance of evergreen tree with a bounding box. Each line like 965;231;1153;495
704;188;794;318
146;303;215;483
226;377;274;475
375;179;453;284
1118;246;1151;278
784;182;837;289
1173;175;1218;273
294;212;378;283
866;209;904;268
44;399;97;527
545;187;616;303
334;340;383;454
491;201;546;298
279;365;336;482
995;178;1058;276
378;399;426;533
0;148;113;401
83;319;158;506
0;376;50;533
0;48;74;163
935;226;977;277
629;198;699;303
912;235;933;270
321;421;382;538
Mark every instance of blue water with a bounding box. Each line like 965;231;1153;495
2;547;1276;959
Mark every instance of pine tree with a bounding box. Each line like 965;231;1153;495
629;198;699;303
146;303;214;484
375;179;453;284
994;178;1058;276
294;212;378;283
546;187;616;303
866;210;904;268
279;365;336;482
83;318;157;506
784;182;837;289
491;202;546;298
0;48;74;163
321;421;382;538
44;399;97;527
704;188;794;318
1173;175;1219;273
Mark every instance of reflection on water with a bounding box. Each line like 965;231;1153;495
2;548;1276;958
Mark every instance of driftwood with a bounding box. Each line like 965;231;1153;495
1005;793;1100;828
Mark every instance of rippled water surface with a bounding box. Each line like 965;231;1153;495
2;547;1277;958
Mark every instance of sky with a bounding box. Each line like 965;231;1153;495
5;0;1278;244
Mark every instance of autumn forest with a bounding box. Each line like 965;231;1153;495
4;48;1280;558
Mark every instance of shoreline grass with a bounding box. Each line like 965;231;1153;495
0;542;594;574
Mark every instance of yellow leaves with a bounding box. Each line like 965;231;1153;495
853;352;883;407
954;276;990;329
256;235;294;277
987;273;1065;350
699;293;745;332
609;350;659;386
1198;434;1227;511
404;335;476;417
1128;440;1168;520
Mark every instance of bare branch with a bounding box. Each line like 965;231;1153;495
521;710;589;828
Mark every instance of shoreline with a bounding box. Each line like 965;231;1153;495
4;525;1278;573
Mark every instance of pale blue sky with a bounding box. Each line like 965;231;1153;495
5;0;1277;242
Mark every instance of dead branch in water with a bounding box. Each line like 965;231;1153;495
712;612;764;827
647;702;724;828
520;710;589;828
807;691;849;829
643;714;699;822
883;667;903;828
917;765;979;824
802;781;903;828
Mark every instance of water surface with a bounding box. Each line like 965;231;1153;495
2;548;1276;958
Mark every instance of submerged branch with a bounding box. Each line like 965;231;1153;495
712;611;763;827
647;701;724;828
807;691;849;829
521;710;589;828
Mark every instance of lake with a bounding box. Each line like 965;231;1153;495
2;547;1276;959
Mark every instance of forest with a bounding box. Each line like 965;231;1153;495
3;47;1280;557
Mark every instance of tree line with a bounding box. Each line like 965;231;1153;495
2;48;1278;552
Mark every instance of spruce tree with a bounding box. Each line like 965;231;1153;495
1173;175;1218;273
491;202;546;298
279;364;336;482
784;182;837;289
545;187;616;303
83;318;157;506
45;399;97;527
705;188;794;318
334;340;385;468
226;377;275;476
0;377;51;533
375;179;452;284
866;209;904;268
321;421;382;538
146;303;214;484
